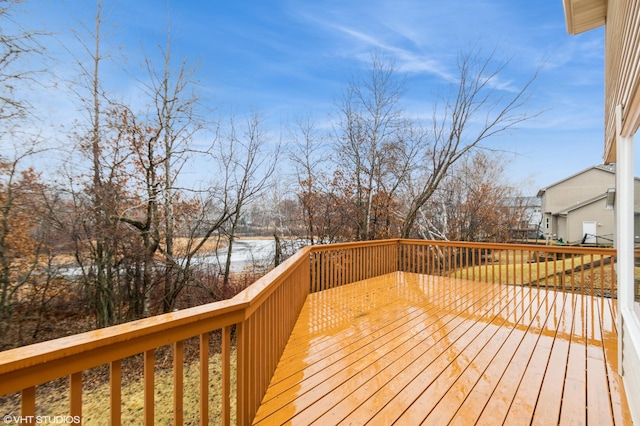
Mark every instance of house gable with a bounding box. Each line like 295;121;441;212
539;165;615;215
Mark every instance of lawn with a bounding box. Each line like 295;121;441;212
451;250;616;296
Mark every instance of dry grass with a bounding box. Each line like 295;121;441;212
171;237;226;256
17;350;237;425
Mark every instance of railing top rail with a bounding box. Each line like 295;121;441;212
305;238;617;256
398;238;618;255
0;297;247;376
308;239;401;252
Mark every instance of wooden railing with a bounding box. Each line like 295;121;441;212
398;240;618;298
0;239;621;425
0;245;312;426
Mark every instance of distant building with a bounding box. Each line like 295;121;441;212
537;164;640;244
503;195;542;239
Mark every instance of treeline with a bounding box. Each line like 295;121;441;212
0;1;538;347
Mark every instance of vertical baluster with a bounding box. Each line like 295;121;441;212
565;254;584;295
472;246;476;281
257;306;264;409
611;254;616;298
222;326;232;426
344;248;348;284
445;246;449;276
545;249;549;289
262;302;268;402
318;251;322;291
491;249;495;284
481;247;485;283
564;252;569;293
320;251;329;291
144;349;154;425
385;244;389;274
413;244;417;274
535;249;540;290
513;249;517;286
599;254;605;297
552;249;557;290
111;360;122;426
519;249;523;285
236;321;248;425
332;249;336;289
173;341;183;426
310;253;315;293
528;249;532;288
69;372;82;424
347;247;351;284
588;254;594;297
252;315;260;418
575;253;580;295
465;246;468;280
316;251;320;292
413;243;417;274
199;333;209;425
505;249;509;285
21;386;35;419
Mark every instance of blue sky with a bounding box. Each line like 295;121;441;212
17;0;612;193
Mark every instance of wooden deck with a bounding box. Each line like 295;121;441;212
252;272;632;425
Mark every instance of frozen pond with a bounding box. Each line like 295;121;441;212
193;238;277;273
58;238;278;277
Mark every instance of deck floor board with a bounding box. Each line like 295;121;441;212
252;272;632;425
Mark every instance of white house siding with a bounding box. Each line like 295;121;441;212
565;197;615;243
605;2;640;422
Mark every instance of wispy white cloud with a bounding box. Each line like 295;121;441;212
6;0;616;189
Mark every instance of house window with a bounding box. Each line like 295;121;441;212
545;217;549;229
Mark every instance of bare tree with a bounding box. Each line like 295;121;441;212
0;1;52;339
62;0;131;327
0;0;44;122
416;151;522;242
219;112;278;286
0;152;42;338
400;49;538;238
335;52;410;240
140;19;206;313
288;114;328;245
